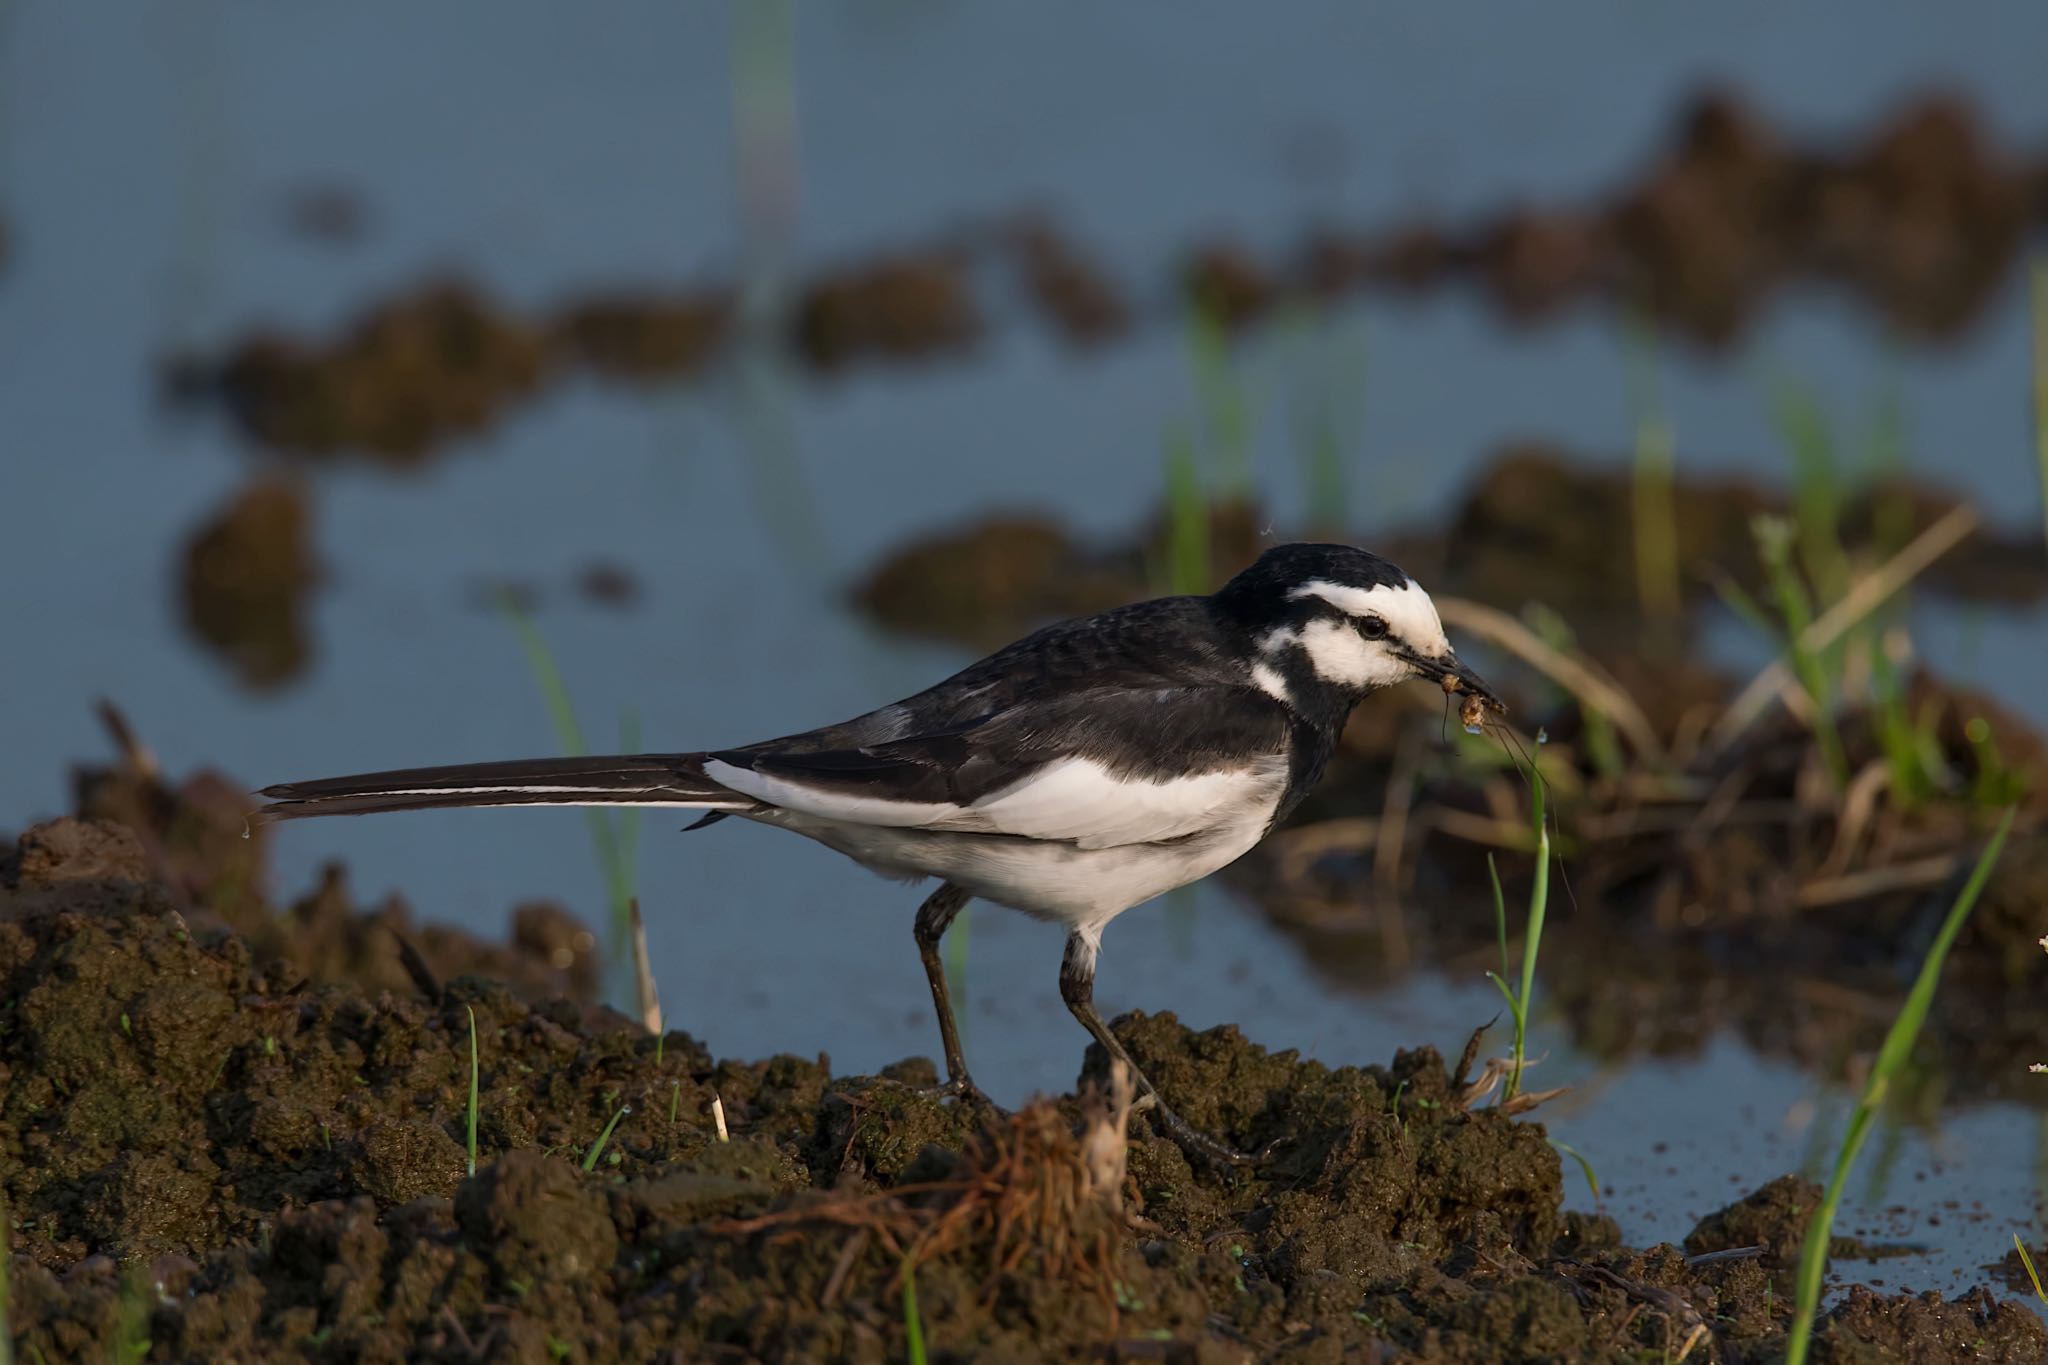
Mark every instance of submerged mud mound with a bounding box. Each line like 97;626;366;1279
177;476;322;691
853;447;2042;654
168;93;2048;462
1;817;2042;1362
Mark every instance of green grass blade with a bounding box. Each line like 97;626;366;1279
581;1104;631;1173
1488;852;1509;981
1784;807;2016;1365
2032;261;2047;552
2015;1234;2048;1308
1753;515;1848;790
1768;373;1850;602
1550;1139;1601;1203
0;1193;11;1365
1624;311;1681;621
465;1006;480;1178
1162;423;1210;596
498;594;641;978
1485;970;1523;1020
1188;303;1251;498
499;593;591;754
902;1261;929;1365
1510;766;1551;1101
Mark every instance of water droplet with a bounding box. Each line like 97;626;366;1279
1535;727;1549;746
1463;723;1484;736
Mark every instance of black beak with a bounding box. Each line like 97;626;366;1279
1409;650;1506;715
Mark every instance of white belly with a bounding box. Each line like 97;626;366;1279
752;802;1276;933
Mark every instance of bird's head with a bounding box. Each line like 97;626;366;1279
1212;543;1503;714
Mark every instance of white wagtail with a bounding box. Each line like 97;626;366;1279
258;543;1501;1163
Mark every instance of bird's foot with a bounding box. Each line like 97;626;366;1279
895;1072;1007;1116
1136;1092;1287;1170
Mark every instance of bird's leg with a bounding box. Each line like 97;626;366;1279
1058;930;1258;1168
905;883;997;1109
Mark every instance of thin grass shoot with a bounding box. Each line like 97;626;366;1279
0;1194;11;1365
902;1257;930;1365
2014;1234;2048;1308
1550;1139;1601;1204
498;594;643;980
582;1104;631;1173
2031;260;2047;551
1187;302;1252;498
465;1005;480;1178
1484;757;1551;1102
1783;806;2016;1365
1623;310;1681;622
1161;423;1210;595
1752;515;1849;790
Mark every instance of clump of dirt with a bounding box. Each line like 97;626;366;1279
853;498;1268;654
1;825;2038;1362
1183;241;1279;333
1005;215;1130;346
178;476;320;690
189;279;554;460
792;247;982;372
552;289;732;383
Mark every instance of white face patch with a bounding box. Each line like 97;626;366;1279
1287;577;1452;659
1263;618;1413;689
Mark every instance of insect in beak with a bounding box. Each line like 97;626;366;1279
1413;651;1505;722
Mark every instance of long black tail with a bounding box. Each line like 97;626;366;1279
255;753;759;823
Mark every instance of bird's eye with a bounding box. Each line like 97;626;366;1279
1358;615;1389;640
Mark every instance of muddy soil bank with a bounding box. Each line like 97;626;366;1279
165;92;2048;463
0;807;2042;1362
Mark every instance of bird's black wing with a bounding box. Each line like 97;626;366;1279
704;597;1290;845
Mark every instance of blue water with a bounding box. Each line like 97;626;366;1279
4;0;2045;1293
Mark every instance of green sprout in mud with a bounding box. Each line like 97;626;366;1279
465;1006;480;1179
1187;303;1253;501
112;1267;152;1365
1623;308;1681;625
581;1104;630;1173
2013;1234;2048;1308
1783;806;2015;1365
0;1197;11;1365
1153;301;1256;597
1751;514;1849;791
1281;304;1368;533
901;1256;930;1365
1160;422;1211;597
1485;755;1551;1103
2031;259;2048;550
1549;1139;1601;1205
